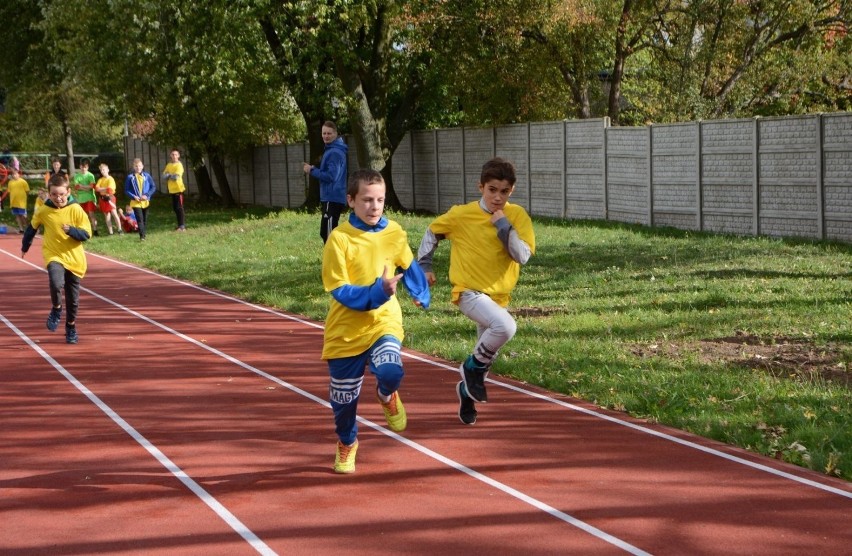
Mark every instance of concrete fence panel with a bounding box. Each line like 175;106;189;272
126;112;852;244
822;113;852;243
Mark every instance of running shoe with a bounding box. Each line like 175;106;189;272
460;355;488;403
456;381;477;425
46;307;62;332
65;326;78;345
334;440;358;474
377;389;407;432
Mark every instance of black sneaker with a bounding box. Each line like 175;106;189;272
460;355;488;403
456;381;477;425
46;307;62;332
65;326;78;344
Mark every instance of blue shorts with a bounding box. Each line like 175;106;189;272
11;208;27;216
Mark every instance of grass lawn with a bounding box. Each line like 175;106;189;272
5;194;850;481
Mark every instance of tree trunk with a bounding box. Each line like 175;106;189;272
336;65;387;172
208;151;236;207
333;56;404;209
379;155;401;210
304;116;325;208
608;16;629;125
258;15;327;209
187;146;218;201
62;118;76;175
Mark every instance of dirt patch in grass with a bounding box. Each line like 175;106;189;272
632;331;850;387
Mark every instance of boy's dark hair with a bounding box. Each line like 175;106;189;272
80;158;90;166
323;121;338;132
480;157;516;186
48;172;70;188
347;169;384;198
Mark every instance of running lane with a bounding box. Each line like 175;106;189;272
1;233;850;555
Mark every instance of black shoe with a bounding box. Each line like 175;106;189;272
93;229;100;237
456;381;477;425
46;307;62;332
460;356;488;403
65;326;78;344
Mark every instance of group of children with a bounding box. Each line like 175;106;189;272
322;157;535;473
3;158;138;237
15;151;534;475
14;152;187;344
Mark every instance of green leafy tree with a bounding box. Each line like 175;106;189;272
643;0;851;120
0;0;122;165
52;0;303;205
259;0;436;209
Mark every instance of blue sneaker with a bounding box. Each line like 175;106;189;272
65;326;78;344
456;381;477;425
46;307;62;332
460;355;488;403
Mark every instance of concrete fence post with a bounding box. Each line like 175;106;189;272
817;114;825;240
752;117;760;236
696;121;703;232
648;125;654;227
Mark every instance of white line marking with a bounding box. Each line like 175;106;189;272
1;249;652;554
4;245;851;553
0;313;277;556
83;252;852;501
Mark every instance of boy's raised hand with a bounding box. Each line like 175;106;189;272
380;265;403;296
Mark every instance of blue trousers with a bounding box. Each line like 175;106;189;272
328;335;403;445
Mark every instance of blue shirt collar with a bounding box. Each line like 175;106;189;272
349;212;388;232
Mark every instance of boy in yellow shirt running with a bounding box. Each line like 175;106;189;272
321;169;430;473
21;172;92;344
417;157;536;425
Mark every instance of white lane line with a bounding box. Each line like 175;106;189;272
0;313;277;556
86;251;852;501
1;250;652;555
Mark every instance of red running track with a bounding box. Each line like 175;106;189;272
1;232;850;555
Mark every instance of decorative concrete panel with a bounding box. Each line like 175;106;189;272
702;120;753;150
703;183;752;210
704;213;752;235
759;116;817;148
760;184;817;213
761;216;817;239
760;151;817;182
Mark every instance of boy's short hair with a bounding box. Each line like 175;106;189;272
323;121;338;132
347;169;384;198
80;158;90;166
480;157;516;186
48;172;70;188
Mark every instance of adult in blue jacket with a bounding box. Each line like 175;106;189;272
303;121;349;243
